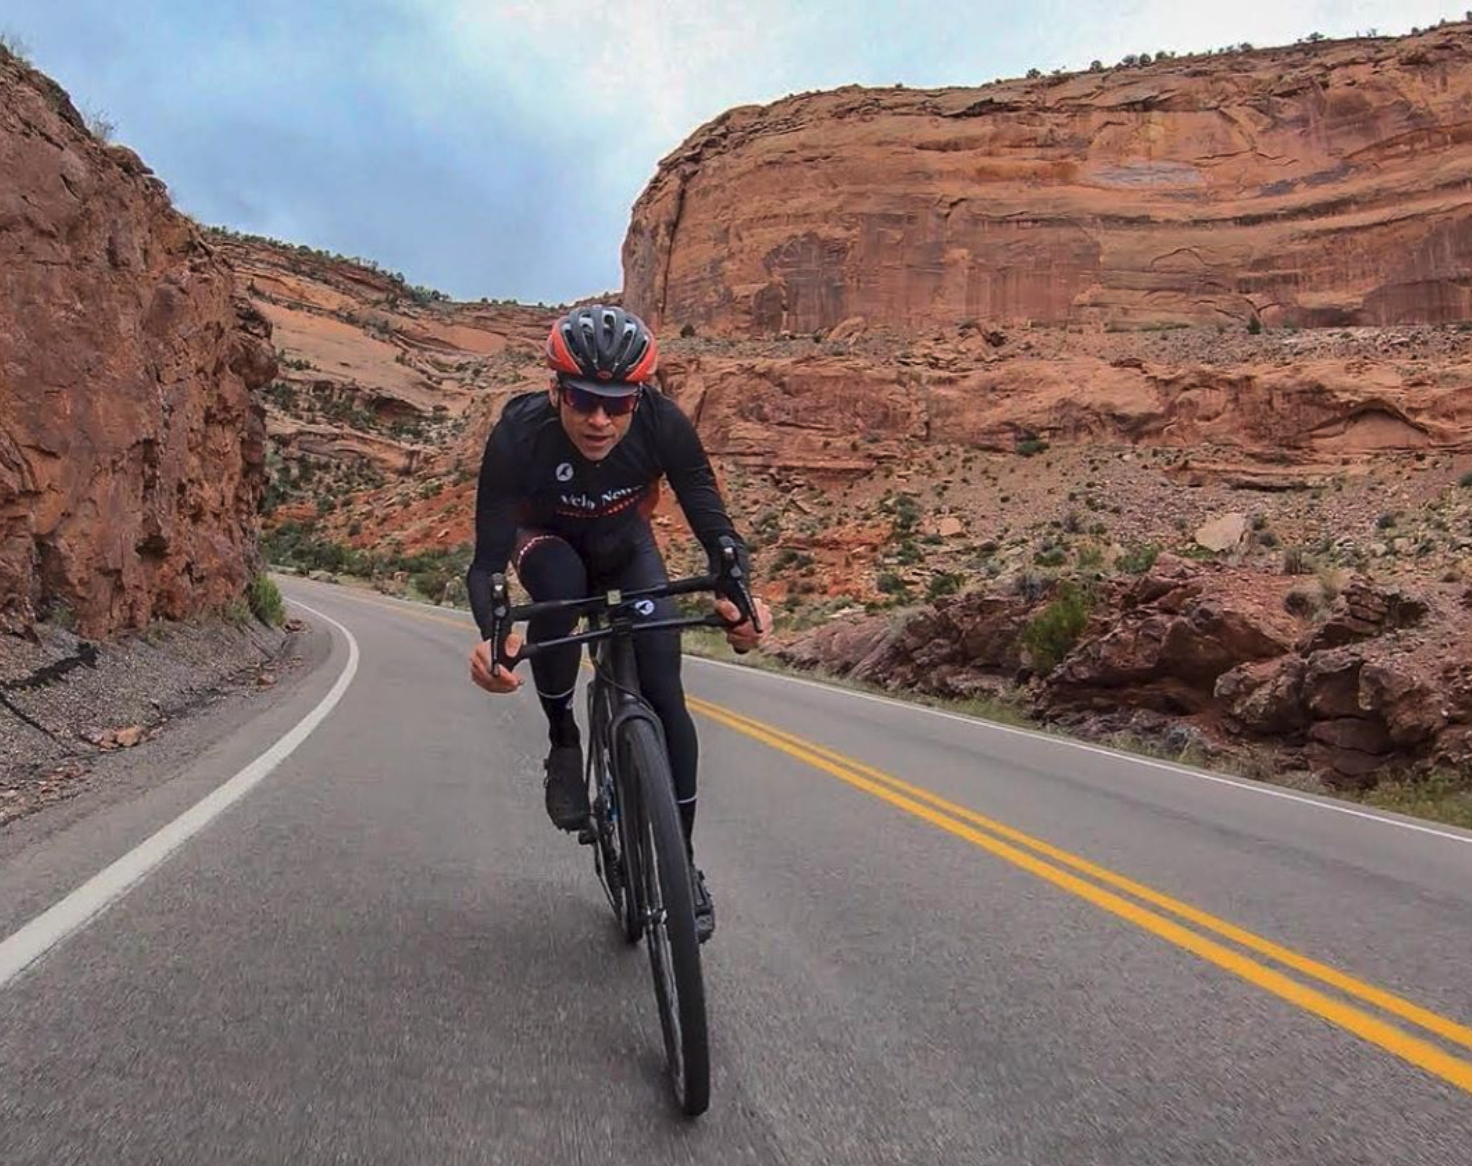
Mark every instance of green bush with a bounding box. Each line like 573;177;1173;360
0;31;33;63
1117;543;1160;574
262;522;363;574
405;545;474;602
1011;571;1048;602
926;572;964;601
1282;547;1312;576
1283;584;1322;617
1022;582;1091;673
247;574;286;626
890;493;922;534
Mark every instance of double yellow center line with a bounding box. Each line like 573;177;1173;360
289;583;1472;1095
686;694;1472;1097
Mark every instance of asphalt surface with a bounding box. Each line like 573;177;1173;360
2;576;1470;1164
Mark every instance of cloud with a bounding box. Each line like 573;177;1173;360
3;0;1467;303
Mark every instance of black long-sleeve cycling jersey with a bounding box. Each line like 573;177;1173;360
465;388;746;640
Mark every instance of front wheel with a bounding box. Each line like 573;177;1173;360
619;716;709;1117
588;673;641;943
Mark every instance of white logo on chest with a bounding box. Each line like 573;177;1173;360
558;484;642;511
555;462;574;482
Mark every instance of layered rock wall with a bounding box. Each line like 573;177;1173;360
0;47;275;638
626;26;1472;337
656;348;1472;476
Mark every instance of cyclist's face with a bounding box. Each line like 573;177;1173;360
549;382;637;462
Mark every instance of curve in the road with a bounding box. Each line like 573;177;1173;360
0;600;360;990
182;583;1472;1100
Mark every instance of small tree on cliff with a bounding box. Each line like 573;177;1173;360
0;30;31;63
1022;582;1092;674
83;107;116;143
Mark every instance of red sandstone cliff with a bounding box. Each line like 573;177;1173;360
625;25;1472;337
0;46;275;638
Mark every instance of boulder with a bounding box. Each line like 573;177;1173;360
1194;513;1249;553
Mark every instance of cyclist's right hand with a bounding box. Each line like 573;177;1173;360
469;635;523;694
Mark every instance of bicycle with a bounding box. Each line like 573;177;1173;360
486;536;759;1117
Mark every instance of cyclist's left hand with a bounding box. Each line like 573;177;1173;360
715;596;771;655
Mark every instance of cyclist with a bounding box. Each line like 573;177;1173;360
466;304;770;941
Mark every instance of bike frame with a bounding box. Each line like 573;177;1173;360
484;534;757;671
491;566;752;840
482;543;757;1117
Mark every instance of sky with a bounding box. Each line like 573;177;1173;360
3;1;1466;304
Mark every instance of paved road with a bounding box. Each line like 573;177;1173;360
2;576;1470;1164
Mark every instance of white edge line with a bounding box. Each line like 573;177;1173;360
0;599;360;990
284;580;1472;848
686;655;1472;848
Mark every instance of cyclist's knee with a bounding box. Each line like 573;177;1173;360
514;532;587;601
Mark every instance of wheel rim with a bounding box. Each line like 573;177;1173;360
643;812;685;1099
592;795;623;914
589;687;633;934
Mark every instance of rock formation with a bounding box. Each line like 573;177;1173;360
0;46;275;638
147;24;1472;788
625;25;1472;337
654;342;1472;479
778;559;1472;784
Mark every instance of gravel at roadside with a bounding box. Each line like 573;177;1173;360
0;617;301;826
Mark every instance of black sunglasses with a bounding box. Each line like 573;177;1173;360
558;379;642;417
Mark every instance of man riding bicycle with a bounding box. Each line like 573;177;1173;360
466;304;771;941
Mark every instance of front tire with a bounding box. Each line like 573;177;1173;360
619;716;710;1117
